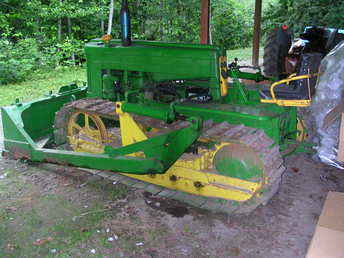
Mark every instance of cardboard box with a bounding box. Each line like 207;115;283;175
306;191;344;258
338;114;344;162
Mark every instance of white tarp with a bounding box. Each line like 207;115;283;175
311;41;344;169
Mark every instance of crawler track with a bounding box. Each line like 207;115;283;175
54;99;285;214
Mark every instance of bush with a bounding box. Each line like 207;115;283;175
0;37;86;85
40;38;86;68
211;0;253;50
55;38;86;66
0;38;42;85
262;0;344;37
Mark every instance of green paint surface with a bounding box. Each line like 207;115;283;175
215;157;262;180
213;144;263;181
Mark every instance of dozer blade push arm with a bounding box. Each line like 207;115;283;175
104;117;203;173
35;118;202;174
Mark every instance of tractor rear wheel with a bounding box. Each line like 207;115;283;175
263;27;292;79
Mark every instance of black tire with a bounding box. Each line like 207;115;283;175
263;27;292;79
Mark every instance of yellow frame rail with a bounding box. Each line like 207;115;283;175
261;73;319;107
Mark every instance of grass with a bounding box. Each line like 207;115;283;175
0;165;173;257
0;168;127;257
0;67;86;106
227;47;264;63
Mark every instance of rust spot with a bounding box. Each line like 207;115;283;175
169;175;177;182
1;151;9;158
43;158;69;166
291;167;299;173
194;181;204;189
240;79;271;85
8;147;30;160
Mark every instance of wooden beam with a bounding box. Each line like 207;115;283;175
252;0;262;66
200;0;210;44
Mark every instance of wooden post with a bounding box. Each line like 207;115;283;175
337;113;344;162
252;0;262;66
200;0;210;44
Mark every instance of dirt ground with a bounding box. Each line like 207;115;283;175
1;115;344;258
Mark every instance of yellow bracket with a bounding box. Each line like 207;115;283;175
115;102;148;158
261;99;311;107
297;118;308;142
219;56;228;97
115;102;147;146
261;73;319;107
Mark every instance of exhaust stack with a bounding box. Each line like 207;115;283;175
120;0;131;46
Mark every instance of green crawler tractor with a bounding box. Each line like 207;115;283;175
1;1;306;214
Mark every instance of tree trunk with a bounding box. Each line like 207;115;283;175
67;17;75;64
101;20;105;34
58;18;62;41
58;0;63;41
107;0;114;35
209;3;213;45
252;0;262;66
67;17;72;35
160;0;164;40
99;0;104;34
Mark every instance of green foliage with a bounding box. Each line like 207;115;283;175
0;38;42;85
0;0;258;86
130;0;201;43
0;36;86;85
129;0;254;49
54;38;86;66
212;0;253;50
263;0;344;35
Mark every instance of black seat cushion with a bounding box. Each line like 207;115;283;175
259;83;307;100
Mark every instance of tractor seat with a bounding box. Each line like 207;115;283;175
260;52;323;101
259;82;308;100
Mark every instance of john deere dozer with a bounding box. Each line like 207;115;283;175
1;1;311;214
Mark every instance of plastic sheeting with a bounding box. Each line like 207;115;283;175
311;41;344;169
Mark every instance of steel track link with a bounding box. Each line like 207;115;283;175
54;99;286;214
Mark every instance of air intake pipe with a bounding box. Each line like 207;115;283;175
120;0;131;46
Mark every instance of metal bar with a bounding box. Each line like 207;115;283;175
90;38;220;49
252;0;262;66
121;102;174;122
200;0;210;44
31;148;164;174
228;70;267;82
